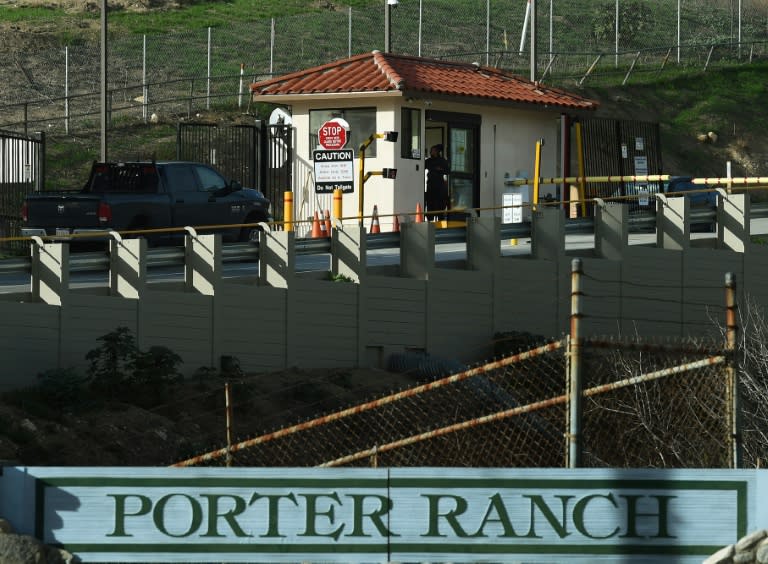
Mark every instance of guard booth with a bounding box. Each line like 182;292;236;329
251;51;598;234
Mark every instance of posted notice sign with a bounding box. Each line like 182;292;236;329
313;148;354;193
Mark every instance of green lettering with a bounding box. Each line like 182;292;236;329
200;494;251;538
471;493;519;538
153;494;202;538
249;493;298;538
107;494;151;537
523;495;572;538
346;494;396;537
299;493;344;540
619;495;676;539
421;494;472;537
573;493;620;539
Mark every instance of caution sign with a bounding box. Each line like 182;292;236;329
313;149;354;193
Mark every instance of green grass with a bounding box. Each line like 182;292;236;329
0;5;72;23
36;57;768;190
579;60;768;177
45;122;179;190
0;0;380;37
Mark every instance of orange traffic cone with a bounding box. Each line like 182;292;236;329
311;211;322;238
415;202;424;223
392;213;400;232
370;205;381;234
324;209;332;237
319;211;328;238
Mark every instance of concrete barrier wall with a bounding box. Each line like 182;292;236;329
0;194;759;391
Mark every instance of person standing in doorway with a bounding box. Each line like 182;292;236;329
425;144;450;219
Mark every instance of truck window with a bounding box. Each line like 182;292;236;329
194;165;227;192
90;164;158;193
162;164;199;194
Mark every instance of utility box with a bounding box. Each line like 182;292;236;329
502;176;531;224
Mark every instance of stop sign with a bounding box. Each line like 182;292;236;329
318;119;349;150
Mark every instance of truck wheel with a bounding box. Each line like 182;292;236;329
239;217;269;242
127;220;156;246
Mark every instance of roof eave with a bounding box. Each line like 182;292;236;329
251;90;403;103
400;91;598;113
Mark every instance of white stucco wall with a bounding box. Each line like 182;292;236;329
285;95;568;231
479;105;562;204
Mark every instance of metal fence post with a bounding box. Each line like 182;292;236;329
206;27;211;111
65;46;69;135
567;257;583;468
38;130;46;193
142;34;148;123
725;272;741;468
188;79;194;119
225;382;233;467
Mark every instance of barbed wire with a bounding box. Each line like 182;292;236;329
583;272;726;291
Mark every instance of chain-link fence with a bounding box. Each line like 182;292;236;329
2;0;768;133
162;262;768;471
169;335;740;470
579;339;732;468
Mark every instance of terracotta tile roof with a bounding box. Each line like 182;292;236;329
251;51;597;111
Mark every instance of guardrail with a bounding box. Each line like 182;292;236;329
0;201;757;281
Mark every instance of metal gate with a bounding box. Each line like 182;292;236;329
0;129;44;253
580;117;663;215
177;122;292;224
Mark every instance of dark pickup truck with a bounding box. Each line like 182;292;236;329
21;161;271;243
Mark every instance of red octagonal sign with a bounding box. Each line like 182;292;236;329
318;119;349;150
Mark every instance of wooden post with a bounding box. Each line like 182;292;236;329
725;272;741;469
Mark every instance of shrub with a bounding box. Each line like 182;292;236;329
37;367;90;408
86;327;184;405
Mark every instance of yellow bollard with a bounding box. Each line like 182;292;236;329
332;188;343;228
283;191;293;232
533;139;542;208
575;122;587;218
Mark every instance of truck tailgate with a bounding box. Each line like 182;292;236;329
25;195;104;228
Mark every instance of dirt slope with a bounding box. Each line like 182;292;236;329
0;366;421;467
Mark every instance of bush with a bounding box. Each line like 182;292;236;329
37;367;90;408
86;326;138;397
86;327;184;405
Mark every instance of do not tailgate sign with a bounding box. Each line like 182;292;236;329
313;149;354;193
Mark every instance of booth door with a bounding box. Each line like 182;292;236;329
426;110;480;211
447;125;479;210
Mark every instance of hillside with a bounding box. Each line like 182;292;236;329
581;63;768;179
3;0;768;182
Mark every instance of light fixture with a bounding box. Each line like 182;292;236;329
387;0;399;5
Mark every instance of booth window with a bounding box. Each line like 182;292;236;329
309;108;377;157
400;107;422;159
